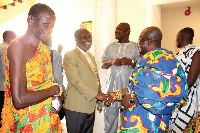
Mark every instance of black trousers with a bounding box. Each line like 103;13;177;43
64;108;95;133
0;91;5;128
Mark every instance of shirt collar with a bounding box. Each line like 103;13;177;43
76;46;87;55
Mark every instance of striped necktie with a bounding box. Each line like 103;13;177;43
85;52;97;76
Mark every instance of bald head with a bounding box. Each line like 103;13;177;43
141;26;162;46
3;30;17;44
119;23;130;32
138;27;162;55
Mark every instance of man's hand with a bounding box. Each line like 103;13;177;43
121;94;131;109
104;92;117;105
122;94;139;109
111;58;122;66
96;93;107;102
120;57;132;65
131;60;137;68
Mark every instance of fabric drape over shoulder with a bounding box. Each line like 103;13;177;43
0;42;62;133
120;48;188;133
170;44;200;132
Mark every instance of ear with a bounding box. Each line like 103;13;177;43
27;15;34;25
147;39;152;45
127;29;130;34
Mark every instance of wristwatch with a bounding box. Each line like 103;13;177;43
132;60;135;64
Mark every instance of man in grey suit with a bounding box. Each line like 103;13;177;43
44;36;65;93
63;29;108;133
43;36;65;120
0;30;17;127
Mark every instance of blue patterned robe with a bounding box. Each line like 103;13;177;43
120;48;188;133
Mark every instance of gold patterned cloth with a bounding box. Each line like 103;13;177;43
183;112;200;133
0;42;62;133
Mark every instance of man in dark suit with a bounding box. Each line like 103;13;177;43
63;29;108;133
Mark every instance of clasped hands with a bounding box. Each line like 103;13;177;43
111;57;137;68
111;57;132;66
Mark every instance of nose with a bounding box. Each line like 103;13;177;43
115;30;119;33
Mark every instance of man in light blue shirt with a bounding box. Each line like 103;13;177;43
101;22;140;133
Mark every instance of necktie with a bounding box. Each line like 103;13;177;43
85;52;97;76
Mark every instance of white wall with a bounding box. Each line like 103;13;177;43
161;4;200;54
117;0;147;42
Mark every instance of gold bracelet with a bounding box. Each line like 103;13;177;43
114;90;122;101
130;93;135;100
52;83;62;97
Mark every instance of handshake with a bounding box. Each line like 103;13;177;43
96;91;121;106
96;89;139;110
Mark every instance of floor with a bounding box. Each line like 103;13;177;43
61;113;121;133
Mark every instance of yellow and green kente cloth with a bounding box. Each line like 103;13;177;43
0;42;62;133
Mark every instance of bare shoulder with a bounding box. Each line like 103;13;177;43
8;38;26;52
7;38;27;62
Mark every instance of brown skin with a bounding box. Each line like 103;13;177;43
105;88;138;109
75;29;108;102
106;27;162;109
8;11;62;113
187;51;200;88
176;31;200;89
101;23;136;69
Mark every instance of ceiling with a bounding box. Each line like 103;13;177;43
139;0;200;9
159;0;200;9
14;0;200;20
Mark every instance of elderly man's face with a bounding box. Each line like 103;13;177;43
138;32;149;55
31;11;56;43
76;30;92;52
